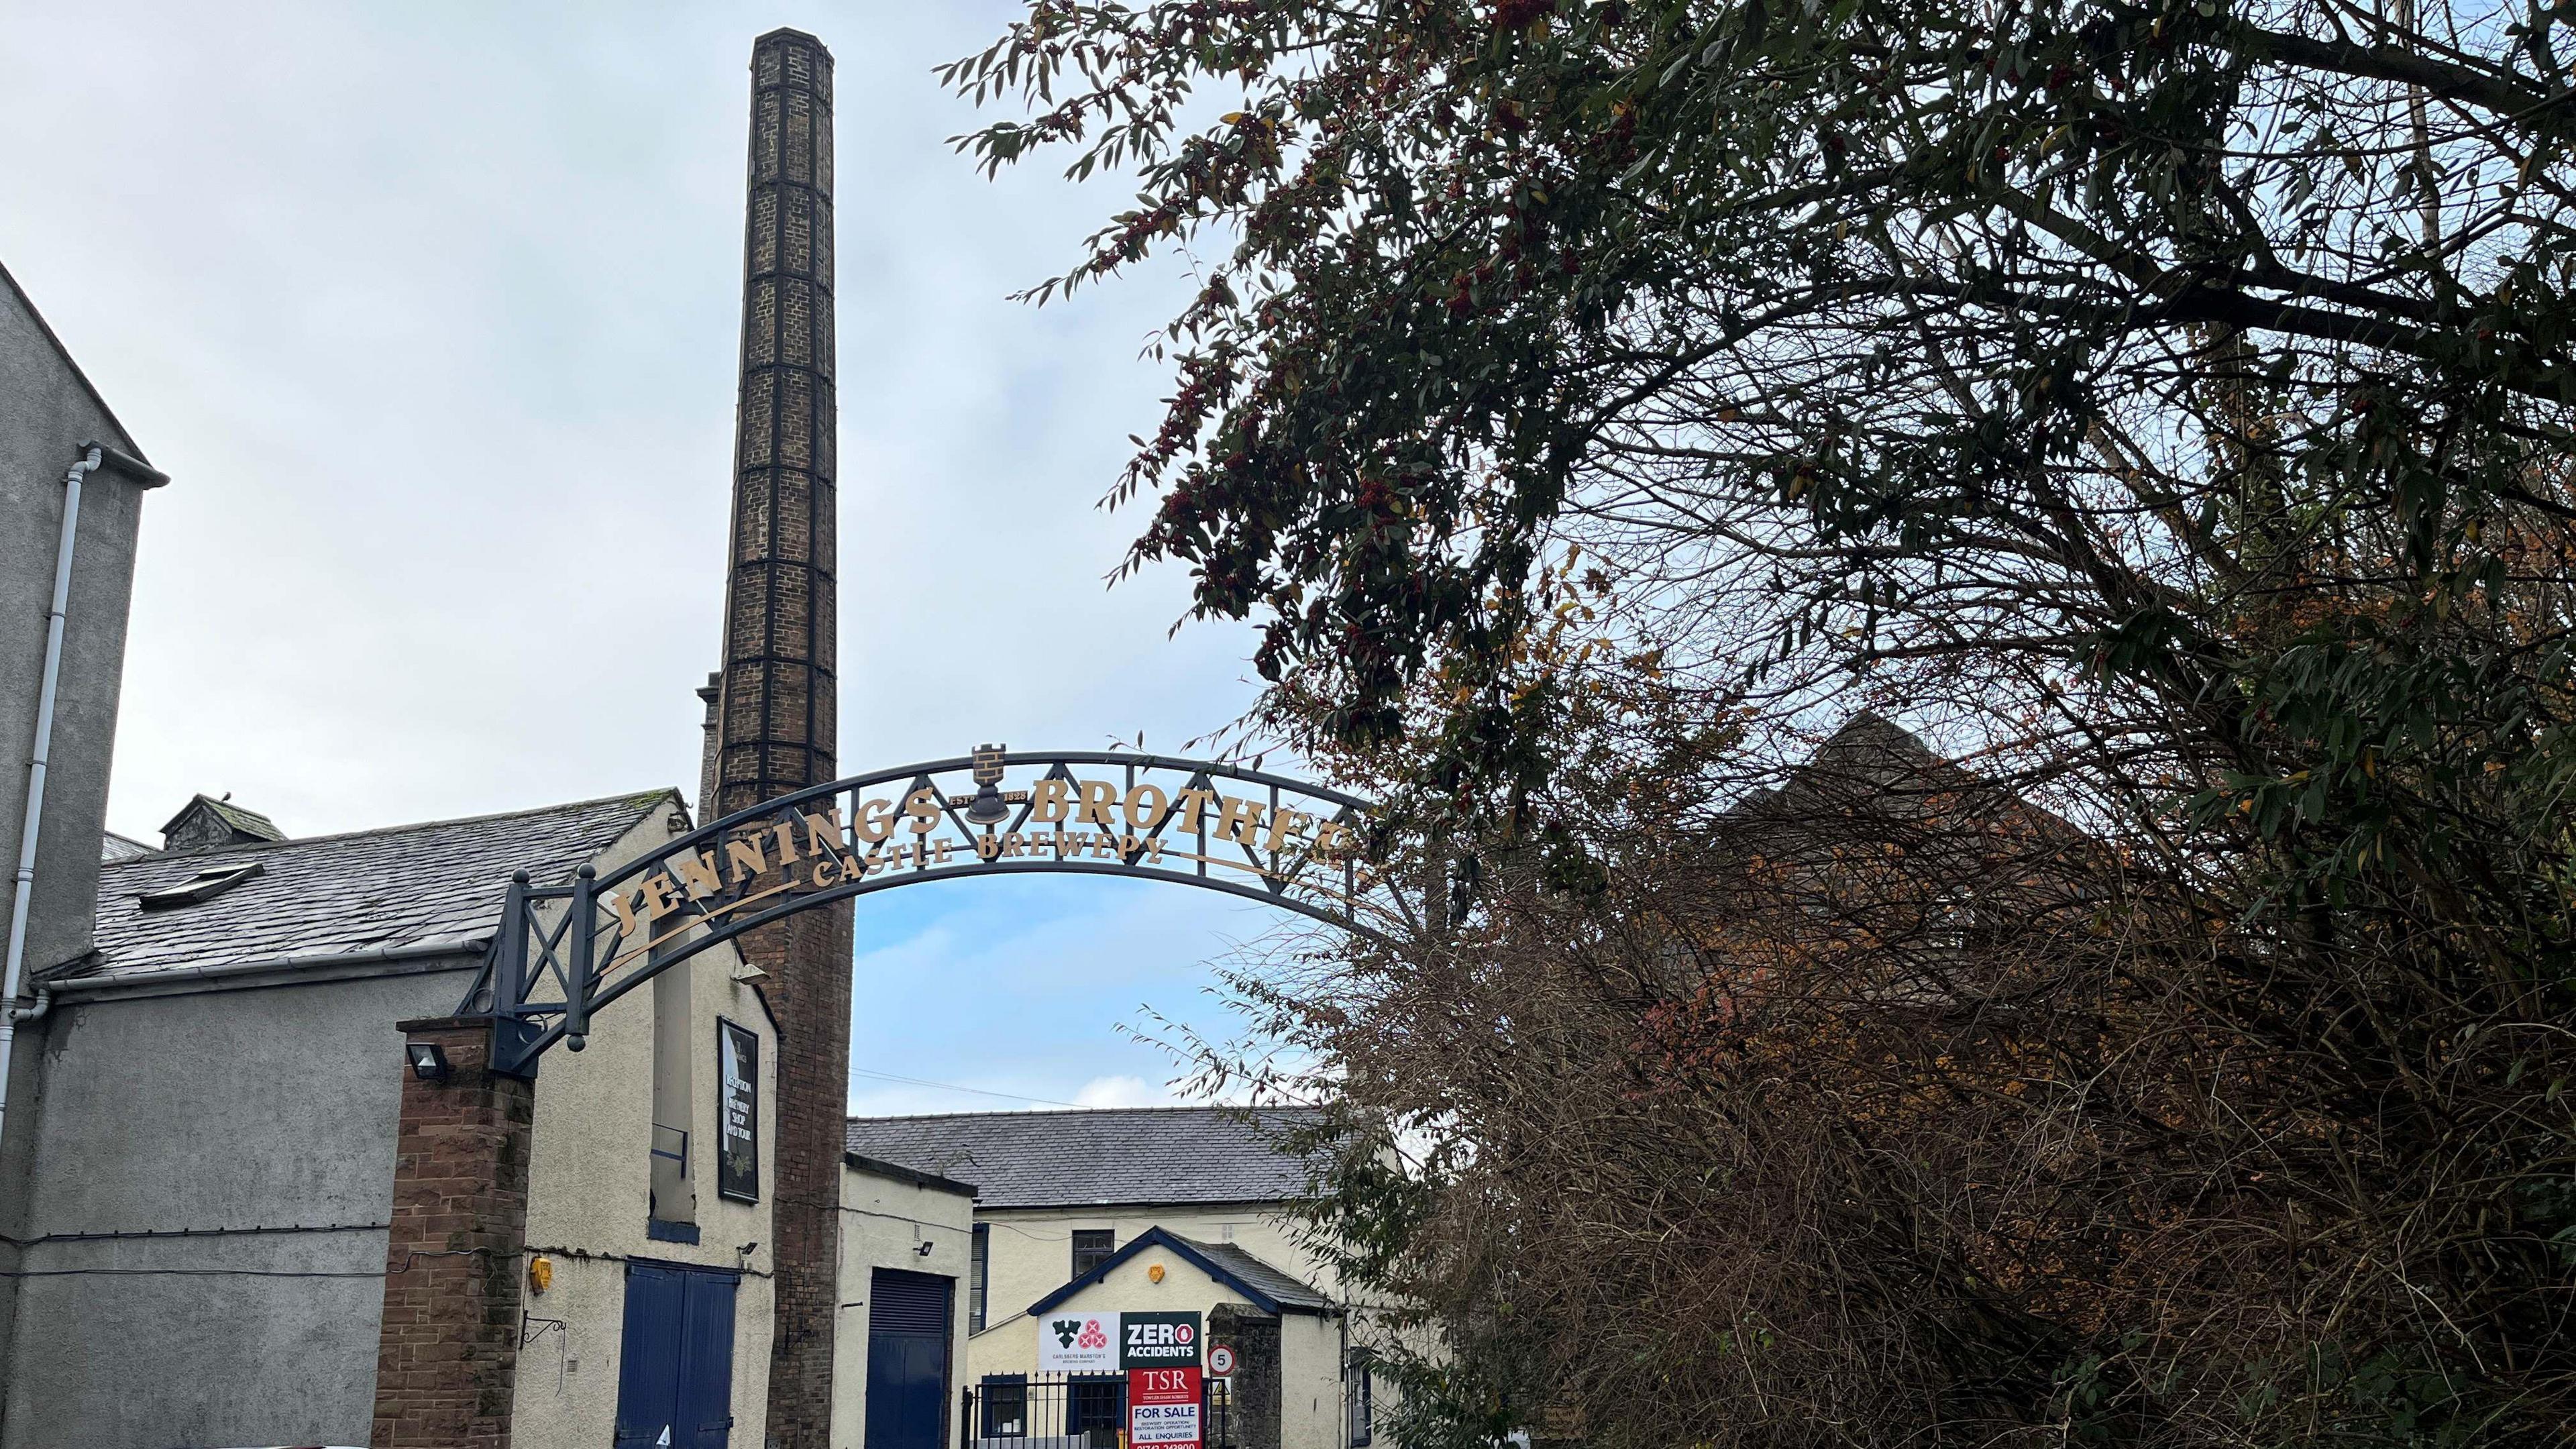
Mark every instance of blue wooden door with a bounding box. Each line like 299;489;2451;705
616;1262;740;1447
680;1269;741;1446
865;1268;953;1449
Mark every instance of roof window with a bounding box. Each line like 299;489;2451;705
138;861;266;910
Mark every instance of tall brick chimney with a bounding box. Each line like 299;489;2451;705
713;28;849;1447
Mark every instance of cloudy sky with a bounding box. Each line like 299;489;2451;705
0;2;1292;1114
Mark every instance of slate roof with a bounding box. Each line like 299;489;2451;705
1027;1225;1333;1316
61;790;676;984
843;1106;1330;1210
99;831;156;863
1179;1236;1331;1309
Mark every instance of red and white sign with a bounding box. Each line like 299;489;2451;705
1207;1344;1237;1377
1037;1311;1117;1372
1128;1366;1203;1449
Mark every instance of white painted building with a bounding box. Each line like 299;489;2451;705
833;1153;980;1449
843;1108;1383;1449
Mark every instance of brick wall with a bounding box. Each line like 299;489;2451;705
372;1016;534;1448
718;27;847;1449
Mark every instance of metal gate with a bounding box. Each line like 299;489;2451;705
959;1372;1231;1449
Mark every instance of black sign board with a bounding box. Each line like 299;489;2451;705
1120;1310;1203;1368
716;1018;759;1202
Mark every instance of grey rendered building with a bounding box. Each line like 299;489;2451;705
0;261;166;1437
0;261;803;1448
0;793;698;1446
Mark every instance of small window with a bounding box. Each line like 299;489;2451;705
1069;1374;1125;1436
970;1224;990;1332
1348;1352;1375;1447
1071;1228;1115;1279
648;1121;695;1234
982;1376;1028;1438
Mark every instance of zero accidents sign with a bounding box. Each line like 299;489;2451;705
1120;1311;1201;1367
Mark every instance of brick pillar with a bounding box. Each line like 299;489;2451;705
372;1016;533;1449
717;28;848;1448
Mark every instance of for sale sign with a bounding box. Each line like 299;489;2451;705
1120;1310;1203;1368
1037;1311;1117;1372
1128;1365;1203;1449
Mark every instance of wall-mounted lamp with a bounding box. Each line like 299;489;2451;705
916;1240;936;1257
406;1042;450;1082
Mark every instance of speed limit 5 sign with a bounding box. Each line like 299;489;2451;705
1208;1344;1238;1377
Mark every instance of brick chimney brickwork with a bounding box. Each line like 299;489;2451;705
371;1016;534;1448
716;29;852;1449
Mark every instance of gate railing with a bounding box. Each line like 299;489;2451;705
959;1372;1232;1449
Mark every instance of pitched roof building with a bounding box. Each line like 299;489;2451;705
845;1106;1373;1449
845;1106;1329;1209
0;785;800;1448
71;790;673;987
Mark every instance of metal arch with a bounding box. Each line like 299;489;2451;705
596;750;1373;893
468;750;1392;1077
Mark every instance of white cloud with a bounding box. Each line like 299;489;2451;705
1072;1075;1175;1109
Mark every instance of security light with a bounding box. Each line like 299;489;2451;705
407;1042;450;1082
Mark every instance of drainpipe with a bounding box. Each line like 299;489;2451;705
0;443;162;1146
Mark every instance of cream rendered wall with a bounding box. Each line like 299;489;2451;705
1275;1308;1352;1449
970;1203;1335;1362
830;1165;977;1449
511;799;779;1445
984;1249;1349;1449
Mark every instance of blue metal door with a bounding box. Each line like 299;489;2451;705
616;1261;740;1447
865;1268;953;1449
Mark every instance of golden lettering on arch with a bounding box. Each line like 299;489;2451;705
672;849;724;900
585;759;1366;977
724;833;769;883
